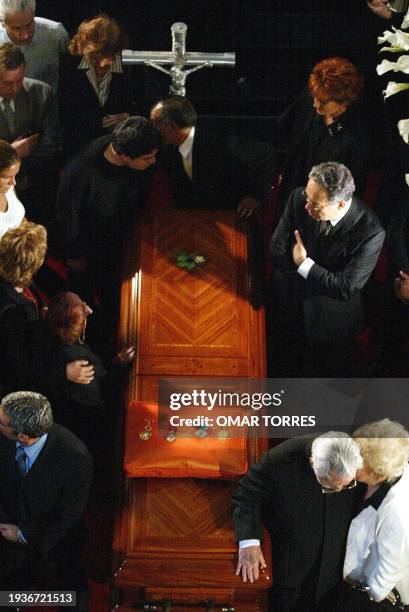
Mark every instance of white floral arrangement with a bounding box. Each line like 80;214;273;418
377;12;409;184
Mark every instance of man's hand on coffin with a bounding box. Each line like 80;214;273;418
116;346;136;364
235;545;267;583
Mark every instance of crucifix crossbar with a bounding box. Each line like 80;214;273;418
122;22;235;96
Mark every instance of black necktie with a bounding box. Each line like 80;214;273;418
319;220;332;237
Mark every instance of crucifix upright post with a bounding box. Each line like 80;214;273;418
122;22;235;97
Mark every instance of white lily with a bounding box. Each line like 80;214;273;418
402;9;409;30
395;29;409;50
378;29;399;46
377;56;409;75
398;118;409;144
405;174;409;187
378;28;409;51
383;81;409;98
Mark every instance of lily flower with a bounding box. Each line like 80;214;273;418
383;81;409;99
377;56;409;75
398;118;409;144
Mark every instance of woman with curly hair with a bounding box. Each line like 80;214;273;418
340;418;409;610
277;57;370;205
0;220;46;395
59;13;142;157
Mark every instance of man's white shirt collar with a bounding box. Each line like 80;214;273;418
330;197;352;226
0;96;15;111
178;126;195;159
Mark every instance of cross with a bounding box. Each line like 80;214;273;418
122;22;235;97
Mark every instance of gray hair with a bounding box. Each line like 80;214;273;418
0;0;35;21
309;161;355;205
2;391;52;437
311;431;363;480
353;418;409;482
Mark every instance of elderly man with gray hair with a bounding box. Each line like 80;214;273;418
0;391;92;610
269;161;385;377
0;0;68;93
233;432;363;611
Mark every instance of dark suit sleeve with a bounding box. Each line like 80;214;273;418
19;452;93;555
386;202;409;274
232;451;276;543
270;188;299;272
306;225;385;301
55;163;91;259
31;86;62;165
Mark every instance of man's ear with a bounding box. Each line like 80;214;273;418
16;433;30;445
338;200;346;209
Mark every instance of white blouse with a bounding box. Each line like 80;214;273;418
0;187;25;240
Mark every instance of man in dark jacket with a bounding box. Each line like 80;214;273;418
0;391;93;610
233;433;363;611
150;95;264;218
269;161;385;376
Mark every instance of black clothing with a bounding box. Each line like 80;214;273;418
157;128;263;210
59;55;142;158
27;320;108;446
269;188;385;376
233;437;358;611
0;423;93;589
56;135;152;305
277;90;371;203
0;281;39;398
379;200;409;375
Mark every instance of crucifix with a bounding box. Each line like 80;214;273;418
122;22;235;97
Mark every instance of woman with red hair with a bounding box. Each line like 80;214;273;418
59;13;142;157
277;57;370;205
28;291;134;451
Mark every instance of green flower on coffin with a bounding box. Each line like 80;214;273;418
176;251;207;270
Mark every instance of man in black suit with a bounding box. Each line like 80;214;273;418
233;433;363;612
0;391;93;609
269;161;385;376
150;95;263;218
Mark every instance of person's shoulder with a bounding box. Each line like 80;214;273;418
268;436;312;465
22;77;52;96
48;423;91;462
34;16;68;36
352;196;385;232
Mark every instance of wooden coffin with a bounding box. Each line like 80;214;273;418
111;210;270;611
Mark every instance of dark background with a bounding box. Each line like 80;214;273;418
36;0;385;128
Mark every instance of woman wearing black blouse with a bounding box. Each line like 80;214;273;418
59;13;142;158
277;57;371;207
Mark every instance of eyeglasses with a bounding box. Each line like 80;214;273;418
321;479;357;495
302;189;330;213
